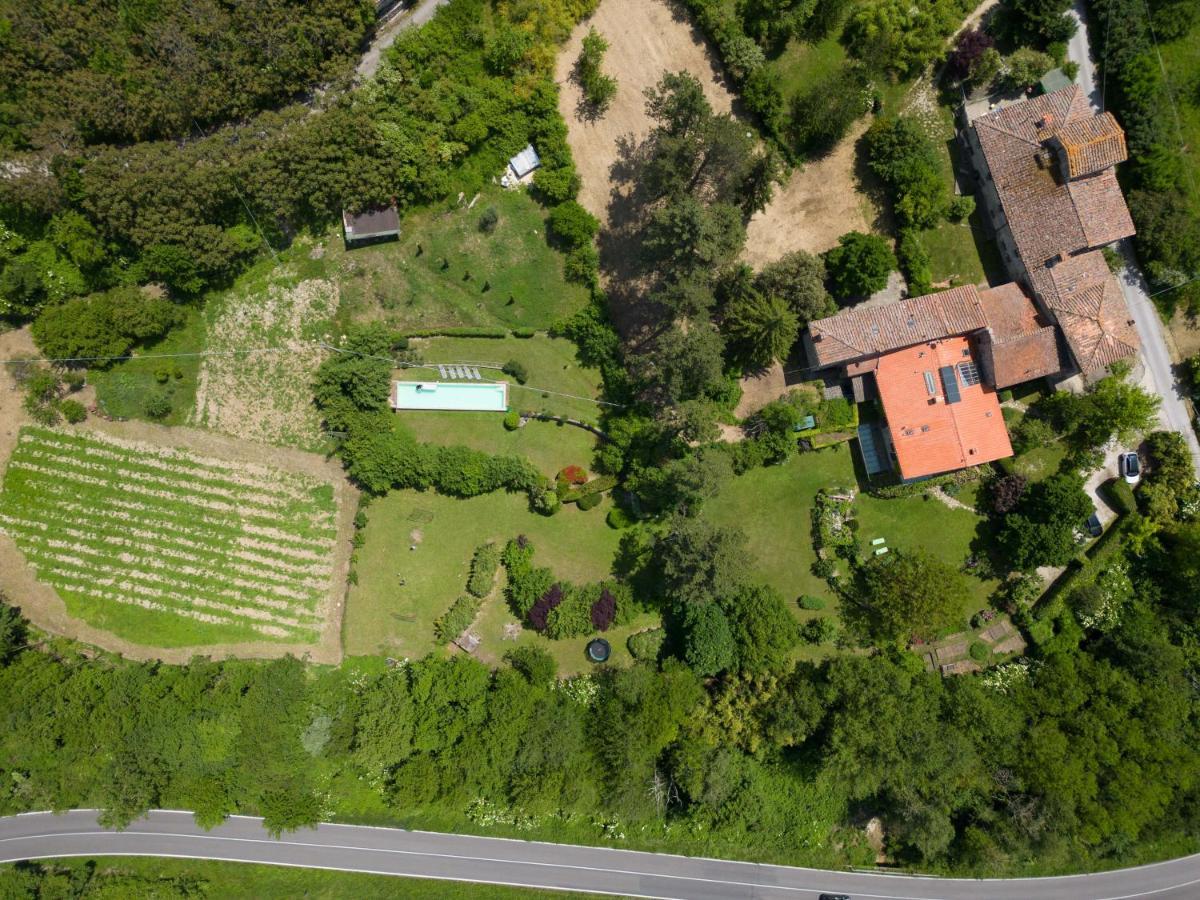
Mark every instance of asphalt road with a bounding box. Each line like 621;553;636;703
356;0;453;81
2;810;1200;899
1066;0;1200;471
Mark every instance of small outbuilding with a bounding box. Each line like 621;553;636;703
342;205;401;247
507;144;541;180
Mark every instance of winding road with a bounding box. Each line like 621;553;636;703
1066;0;1200;471
2;810;1200;899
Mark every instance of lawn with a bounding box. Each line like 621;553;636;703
854;490;998;615
331;186;590;332
90;307;205;424
397;413;599;479
704;443;999;640
0;857;585;900
394;334;607;474
345;487;623;662
0;426;339;647
765;32;848;97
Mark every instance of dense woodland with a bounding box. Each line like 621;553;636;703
0;0;1199;881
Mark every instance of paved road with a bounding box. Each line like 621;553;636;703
3;810;1200;899
356;0;452;81
1066;1;1200;470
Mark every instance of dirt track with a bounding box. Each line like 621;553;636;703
0;331;354;666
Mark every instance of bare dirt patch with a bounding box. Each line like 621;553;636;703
1169;310;1200;359
734;362;788;419
0;327;35;481
0;416;356;666
557;0;880;274
744;120;881;264
555;0;735;223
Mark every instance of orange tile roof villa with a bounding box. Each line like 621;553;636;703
873;336;1013;480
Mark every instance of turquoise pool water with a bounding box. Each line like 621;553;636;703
391;381;509;412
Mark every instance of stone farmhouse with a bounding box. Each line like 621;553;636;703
803;86;1140;482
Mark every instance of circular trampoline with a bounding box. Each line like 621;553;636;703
586;638;611;663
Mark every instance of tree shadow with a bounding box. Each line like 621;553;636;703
852;128;894;237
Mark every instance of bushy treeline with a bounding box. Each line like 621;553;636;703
678;0;974;161
0;0;373;150
1;0;597;354
1089;0;1200;313
0;583;1197;873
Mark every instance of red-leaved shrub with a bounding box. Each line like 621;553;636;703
557;465;587;486
528;583;564;631
590;588;616;631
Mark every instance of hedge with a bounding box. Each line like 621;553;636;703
466;542;501;598
868;466;987;498
400;327;509;338
1102;477;1137;517
562;473;618;503
434;595;483;643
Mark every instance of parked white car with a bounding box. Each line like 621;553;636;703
1118;452;1141;485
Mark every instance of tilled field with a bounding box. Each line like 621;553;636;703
0;426;339;647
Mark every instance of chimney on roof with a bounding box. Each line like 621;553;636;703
1038;114;1053;129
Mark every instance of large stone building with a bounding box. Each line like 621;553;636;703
802;86;1141;481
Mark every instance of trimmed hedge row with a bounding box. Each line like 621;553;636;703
868;466;986;499
562;473;618;504
434;594;483;643
467;542;501;598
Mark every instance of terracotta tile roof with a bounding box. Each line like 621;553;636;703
807;286;987;368
875;336;1013;480
1042;250;1140;373
977;282;1063;387
984;328;1063;388
973;86;1134;271
1053;112;1128;178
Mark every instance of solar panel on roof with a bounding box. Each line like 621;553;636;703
940;366;961;404
958;361;981;387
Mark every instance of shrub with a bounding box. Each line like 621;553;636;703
948;195;976;222
510;327;536;339
531;488;561;516
577;491;602;511
478;207;499;233
58;399;86;424
466;543;501;598
990;474;1028;515
503;409;521;431
434;595;483;643
502;359;528;384
865;116;948;230
801;617;838;644
1104;478;1137;517
154;367;171;384
575;27;618;114
529;583;565;632
558;465;588;486
798;594;827;611
606;507;634;529
897;229;932;297
590;587;617;630
143;391;172;419
564;244;600;287
968;641;990;663
547;201;600;249
627;627;665;661
62;370;86;391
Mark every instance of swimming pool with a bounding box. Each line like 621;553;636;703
391;381;509;412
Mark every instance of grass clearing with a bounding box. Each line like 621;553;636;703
345;488;622;661
704;443;998;638
91;307;205;424
0;426;340;647
193;263;337;452
332;187;589;331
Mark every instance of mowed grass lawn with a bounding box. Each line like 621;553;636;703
332;187;589;331
345;487;623;662
704;443;998;637
394;335;607;475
